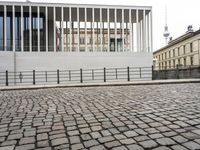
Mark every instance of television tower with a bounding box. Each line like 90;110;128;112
163;6;170;45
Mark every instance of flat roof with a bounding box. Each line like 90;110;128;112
0;1;152;10
153;29;200;54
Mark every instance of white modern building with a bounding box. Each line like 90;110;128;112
0;1;153;72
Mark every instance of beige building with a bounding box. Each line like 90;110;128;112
153;29;200;69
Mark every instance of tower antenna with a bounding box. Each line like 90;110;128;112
163;5;170;45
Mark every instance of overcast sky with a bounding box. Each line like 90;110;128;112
6;0;200;51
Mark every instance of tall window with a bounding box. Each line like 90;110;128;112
173;49;175;57
178;47;180;56
169;51;171;58
184;57;186;67
190;43;193;52
183;45;186;54
190;56;193;66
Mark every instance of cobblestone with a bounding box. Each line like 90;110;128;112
0;83;200;149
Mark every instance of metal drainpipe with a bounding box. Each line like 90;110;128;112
14;51;16;85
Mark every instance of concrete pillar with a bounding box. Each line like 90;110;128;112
12;5;15;52
45;6;48;52
53;7;56;52
107;8;110;52
21;6;24;52
37;6;40;52
29;6;32;52
61;7;64;52
85;8;87;52
122;9;124;52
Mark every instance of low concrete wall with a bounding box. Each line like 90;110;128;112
0;51;153;72
153;66;200;79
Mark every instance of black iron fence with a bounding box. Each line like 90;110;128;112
0;66;152;86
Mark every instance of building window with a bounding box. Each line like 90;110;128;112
169;51;171;58
173;49;175;57
190;43;193;52
159;55;160;61
165;52;167;59
183;45;186;54
178;48;180;56
80;37;85;44
178;59;180;66
173;60;175;68
162;53;163;60
184;57;186;67
169;61;171;68
190;56;193;66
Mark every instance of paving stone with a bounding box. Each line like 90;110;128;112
127;144;144;150
71;143;84;150
51;138;69;146
83;139;99;147
124;131;138;137
37;133;48;141
156;137;176;146
104;140;121;148
15;144;35;150
171;145;188;150
19;137;35;145
98;136;115;143
37;140;49;147
0;145;15;150
89;145;106;150
139;140;158;148
153;146;171;150
183;141;200;150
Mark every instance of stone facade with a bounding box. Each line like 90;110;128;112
153;30;200;69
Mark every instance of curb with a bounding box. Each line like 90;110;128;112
1;79;200;91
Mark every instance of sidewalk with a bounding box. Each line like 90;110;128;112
1;78;200;91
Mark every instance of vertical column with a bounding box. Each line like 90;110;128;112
12;5;15;51
147;12;149;52
21;6;23;52
122;9;124;52
129;9;132;52
143;9;146;52
45;6;48;52
136;9;140;52
107;9;110;52
4;5;7;51
69;7;72;52
150;9;153;52
61;7;64;52
100;8;102;52
37;6;40;52
77;7;80;52
29;6;32;52
84;8;87;52
53;7;56;52
92;8;94;51
114;8;117;52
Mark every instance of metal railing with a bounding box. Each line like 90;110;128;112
0;66;152;86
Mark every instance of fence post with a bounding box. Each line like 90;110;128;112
104;67;106;82
127;66;130;81
69;70;71;81
5;70;8;86
152;65;154;80
80;68;83;83
140;68;142;79
92;69;94;80
189;65;191;78
33;70;35;85
165;66;167;79
176;65;179;79
57;69;60;84
115;68;118;79
45;71;47;82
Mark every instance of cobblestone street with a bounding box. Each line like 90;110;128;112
0;83;200;150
